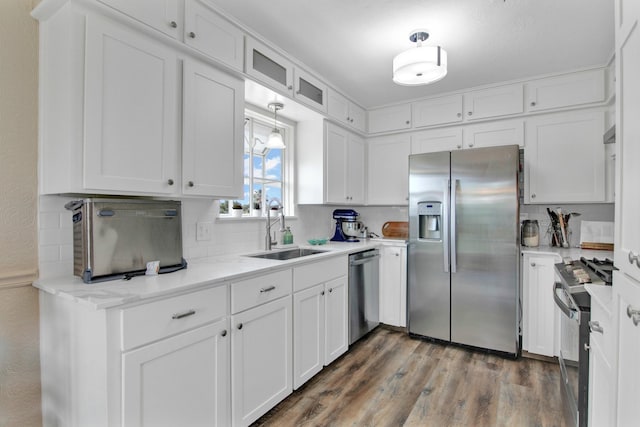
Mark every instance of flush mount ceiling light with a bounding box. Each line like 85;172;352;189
266;102;286;149
393;30;447;86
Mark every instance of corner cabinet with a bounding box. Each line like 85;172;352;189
521;252;561;357
367;135;410;205
326;123;365;204
35;6;244;199
524;110;605;204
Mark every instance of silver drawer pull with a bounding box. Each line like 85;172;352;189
260;286;276;293
171;309;196;320
627;305;640;326
589;320;604;334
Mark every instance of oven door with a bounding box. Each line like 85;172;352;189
554;282;582;426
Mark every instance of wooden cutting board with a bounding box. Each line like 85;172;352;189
382;221;408;239
580;242;614;251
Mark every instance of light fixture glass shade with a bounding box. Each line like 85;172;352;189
266;128;286;149
393;45;447;86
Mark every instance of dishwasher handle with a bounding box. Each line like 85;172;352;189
349;250;380;266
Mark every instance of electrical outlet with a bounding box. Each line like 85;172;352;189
196;222;212;241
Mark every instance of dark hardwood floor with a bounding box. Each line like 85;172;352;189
253;327;567;427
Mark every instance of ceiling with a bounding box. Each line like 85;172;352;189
207;0;614;110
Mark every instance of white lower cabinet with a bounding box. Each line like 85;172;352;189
292;257;349;389
379;243;407;327
231;296;292;427
122;319;230;427
521;252;561;357
586;286;615;427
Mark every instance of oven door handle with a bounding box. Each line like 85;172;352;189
553;282;580;322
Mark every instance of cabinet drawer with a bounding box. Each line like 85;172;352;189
121;285;228;351
231;269;292;314
590;295;613;363
293;256;347;292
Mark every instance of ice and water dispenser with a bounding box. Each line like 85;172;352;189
418;202;442;241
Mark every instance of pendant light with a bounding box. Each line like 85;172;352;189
266;102;286;149
393;30;447;86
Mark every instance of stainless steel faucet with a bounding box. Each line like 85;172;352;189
265;198;286;250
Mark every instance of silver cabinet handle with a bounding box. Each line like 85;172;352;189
456;145;462;149
167;179;174;186
221;330;227;337
457;113;462;118
530;262;536;267
188;32;196;38
287;85;293;90
172;309;196;320
627;305;640;326
188;181;194;187
589;320;604;334
467;111;473;116
260;285;276;293
628;251;640;267
531;193;537;199
468;143;474;148
321;290;325;296
395;253;399;257
405;120;410;125
329;288;333;293
237;323;243;330
531;101;536;107
169;21;177;28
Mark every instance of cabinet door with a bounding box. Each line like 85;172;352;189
327;90;350;127
294;67;327;112
293;284;325;389
411;128;462;154
463;120;524;149
526;69;605;112
525;111;605;203
231;297;292;427
184;0;244;71
325;123;349;203
349;103;367;133
614;12;640;282
122;319;230;427
613;271;640;426
464;83;523;121
325;276;348;365
522;254;558;356
182;59;244;198
412;94;463;128
98;0;180;38
84;16;179;194
245;37;293;95
367;135;410;205
368;104;412;133
347;134;365;205
379;245;407;327
588;337;615;427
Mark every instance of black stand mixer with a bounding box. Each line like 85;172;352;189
330;209;362;242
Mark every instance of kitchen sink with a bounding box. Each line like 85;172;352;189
245;248;328;261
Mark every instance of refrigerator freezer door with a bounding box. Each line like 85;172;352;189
450;145;519;354
408;151;451;341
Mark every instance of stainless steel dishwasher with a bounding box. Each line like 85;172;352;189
348;249;380;345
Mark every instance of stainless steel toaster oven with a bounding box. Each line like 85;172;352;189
65;198;187;283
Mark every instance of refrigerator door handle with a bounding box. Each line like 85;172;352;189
451;179;458;273
443;180;450;273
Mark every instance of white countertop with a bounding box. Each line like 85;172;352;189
520;245;614;260
33;241;379;310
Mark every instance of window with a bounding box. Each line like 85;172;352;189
219;110;293;216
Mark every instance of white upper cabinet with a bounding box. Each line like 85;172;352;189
245;37;294;95
98;0;244;71
412;94;463;128
411;128;462;154
525;69;605;112
324;122;365;204
368;104;412;134
293;67;328;112
525;110;605;203
327;90;366;133
84;15;180;194
183;0;244;71
367;134;410;205
98;0;181;38
182;58;244;198
463;120;524;149
463;83;523;121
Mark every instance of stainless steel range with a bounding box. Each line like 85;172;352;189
554;257;614;427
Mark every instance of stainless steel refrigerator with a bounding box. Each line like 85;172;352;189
407;145;520;356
